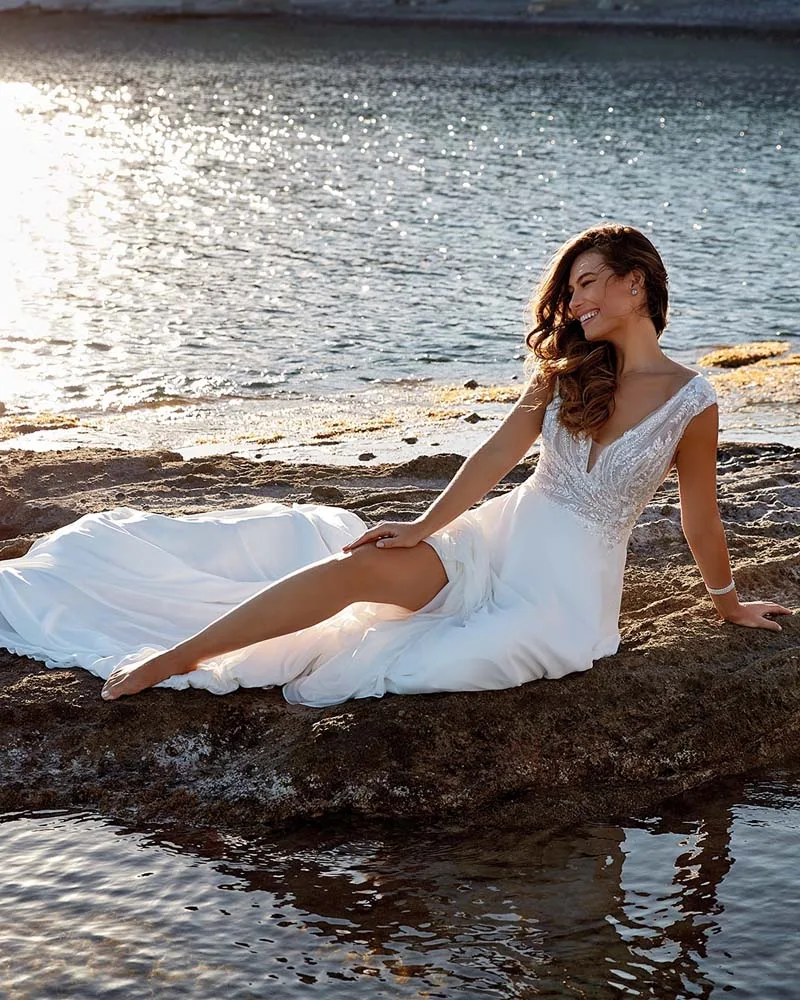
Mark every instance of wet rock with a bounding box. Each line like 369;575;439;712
708;353;800;411
463;379;479;389
390;453;465;480
358;452;376;461
0;442;797;835
310;485;345;502
463;412;485;423
697;342;790;368
0;535;36;560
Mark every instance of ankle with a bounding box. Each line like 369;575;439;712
158;645;198;676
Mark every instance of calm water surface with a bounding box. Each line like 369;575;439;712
2;766;799;998
0;19;796;429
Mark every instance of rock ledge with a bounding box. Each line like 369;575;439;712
1;441;798;833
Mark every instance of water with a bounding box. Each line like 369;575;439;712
2;766;799;998
0;18;797;446
0;25;797;993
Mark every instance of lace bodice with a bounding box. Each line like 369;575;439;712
530;374;718;548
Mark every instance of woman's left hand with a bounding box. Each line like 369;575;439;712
723;600;794;632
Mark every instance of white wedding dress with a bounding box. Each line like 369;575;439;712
0;375;716;707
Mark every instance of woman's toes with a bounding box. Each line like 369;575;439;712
101;667;139;700
101;673;125;700
100;650;191;701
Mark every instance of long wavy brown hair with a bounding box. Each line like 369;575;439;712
524;223;669;437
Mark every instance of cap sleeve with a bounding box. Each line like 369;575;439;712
690;375;717;417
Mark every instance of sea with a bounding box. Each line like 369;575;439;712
0;15;798;997
0;16;797;461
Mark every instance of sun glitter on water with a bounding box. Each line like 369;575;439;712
0;79;125;409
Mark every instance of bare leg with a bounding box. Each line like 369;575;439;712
100;541;447;700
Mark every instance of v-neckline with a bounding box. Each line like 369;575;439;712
584;374;700;475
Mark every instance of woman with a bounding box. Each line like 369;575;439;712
0;223;791;704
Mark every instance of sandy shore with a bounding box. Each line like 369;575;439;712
0;434;797;833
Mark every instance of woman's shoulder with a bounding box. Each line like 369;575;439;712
663;361;704;385
683;367;717;400
660;364;716;406
679;369;717;421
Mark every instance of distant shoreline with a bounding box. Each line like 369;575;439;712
1;7;798;38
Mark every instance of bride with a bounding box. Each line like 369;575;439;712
0;223;792;704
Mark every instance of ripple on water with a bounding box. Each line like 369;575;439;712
1;766;799;998
0;20;796;437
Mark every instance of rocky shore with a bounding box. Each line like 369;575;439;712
1;440;798;835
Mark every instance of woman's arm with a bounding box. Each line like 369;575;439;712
412;374;553;537
342;374;552;552
675;403;793;631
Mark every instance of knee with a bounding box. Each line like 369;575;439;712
339;540;419;596
340;541;383;567
338;542;386;588
338;541;446;611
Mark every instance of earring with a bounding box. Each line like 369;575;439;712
631;288;639;295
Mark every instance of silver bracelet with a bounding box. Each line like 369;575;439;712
706;579;736;596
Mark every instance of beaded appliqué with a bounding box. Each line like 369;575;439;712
529;376;718;548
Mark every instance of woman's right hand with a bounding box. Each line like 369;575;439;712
342;519;429;552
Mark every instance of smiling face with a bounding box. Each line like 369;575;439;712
567;250;642;340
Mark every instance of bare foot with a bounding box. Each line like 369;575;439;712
100;649;197;701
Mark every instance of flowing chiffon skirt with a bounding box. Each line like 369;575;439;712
0;480;626;706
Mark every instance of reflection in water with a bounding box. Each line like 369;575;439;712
2;767;799;997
